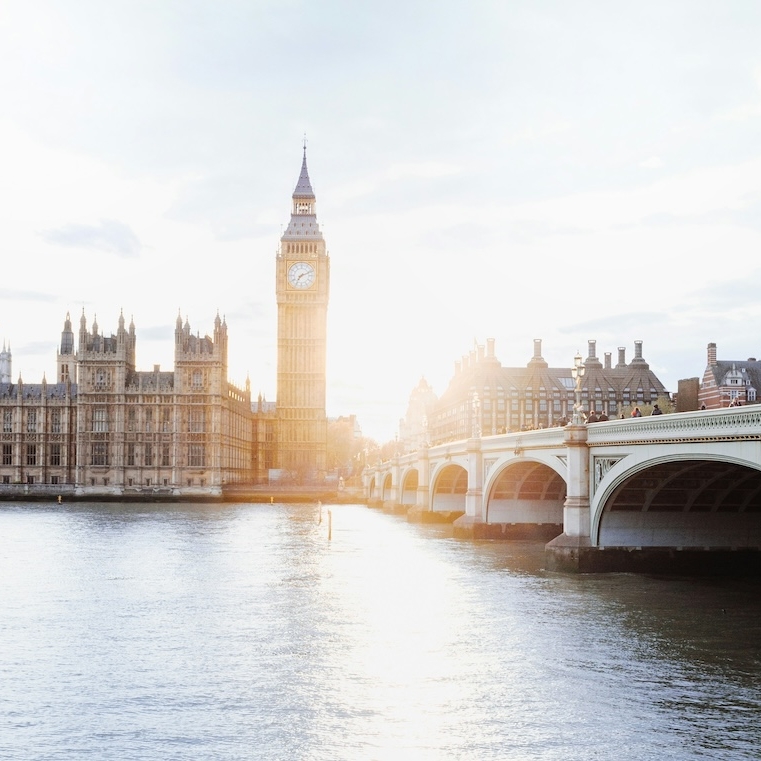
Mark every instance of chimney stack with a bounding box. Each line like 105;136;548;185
707;342;717;366
604;352;611;369
631;340;649;368
486;338;495;358
585;339;602;368
617;347;626;368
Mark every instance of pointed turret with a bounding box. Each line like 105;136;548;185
58;312;77;383
0;340;11;384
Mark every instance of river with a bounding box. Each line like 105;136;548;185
1;501;759;760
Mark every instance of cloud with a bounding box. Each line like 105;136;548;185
639;156;664;169
42;219;143;257
509;218;588;244
0;288;51;301
561;311;666;335
688;269;761;309
137;325;172;341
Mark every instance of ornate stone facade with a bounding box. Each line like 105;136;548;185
0;311;257;496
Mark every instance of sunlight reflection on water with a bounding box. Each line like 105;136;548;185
0;502;759;760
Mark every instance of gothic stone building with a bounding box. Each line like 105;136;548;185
0;311;258;496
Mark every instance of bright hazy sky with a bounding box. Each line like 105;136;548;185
2;1;761;442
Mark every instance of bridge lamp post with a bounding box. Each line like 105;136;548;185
571;352;586;425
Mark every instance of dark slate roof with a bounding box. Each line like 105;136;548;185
706;360;761;391
0;382;77;400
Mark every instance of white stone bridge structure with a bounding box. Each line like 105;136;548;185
365;408;761;572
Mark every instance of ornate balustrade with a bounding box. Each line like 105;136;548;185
586;407;761;445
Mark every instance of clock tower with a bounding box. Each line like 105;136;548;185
275;146;330;480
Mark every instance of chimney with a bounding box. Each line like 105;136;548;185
585;339;602;368
477;344;485;362
631;340;649;367
707;343;717;366
604;352;611;369
455;360;461;375
533;339;543;360
486;338;495;358
617;347;626;368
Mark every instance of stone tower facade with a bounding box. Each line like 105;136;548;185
275;147;330;480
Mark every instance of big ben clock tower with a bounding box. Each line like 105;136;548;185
275;145;330;480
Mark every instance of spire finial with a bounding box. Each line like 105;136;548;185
302;133;308;156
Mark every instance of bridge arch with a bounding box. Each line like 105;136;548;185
381;472;394;503
431;463;468;513
593;454;761;548
485;459;566;526
400;468;419;506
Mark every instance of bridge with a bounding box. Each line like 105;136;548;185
364;407;761;573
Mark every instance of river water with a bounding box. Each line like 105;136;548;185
0;501;759;760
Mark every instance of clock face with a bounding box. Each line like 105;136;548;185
287;261;316;289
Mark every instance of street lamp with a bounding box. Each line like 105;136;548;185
571;352;586;425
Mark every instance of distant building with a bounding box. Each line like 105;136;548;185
699;342;760;409
398;377;438;452
423;338;669;444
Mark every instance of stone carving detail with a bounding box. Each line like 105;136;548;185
594;457;623;490
484;458;498;478
556;456;567;471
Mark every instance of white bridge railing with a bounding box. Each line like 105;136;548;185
586;407;761;445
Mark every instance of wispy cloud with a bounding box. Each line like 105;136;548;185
561;312;667;335
639;156;664;169
42;219;143;257
0;288;51;301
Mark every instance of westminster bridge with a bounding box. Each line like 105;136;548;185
365;407;761;572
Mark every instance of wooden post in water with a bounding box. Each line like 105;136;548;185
328;509;332;541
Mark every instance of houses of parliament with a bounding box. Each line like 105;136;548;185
0;150;329;497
